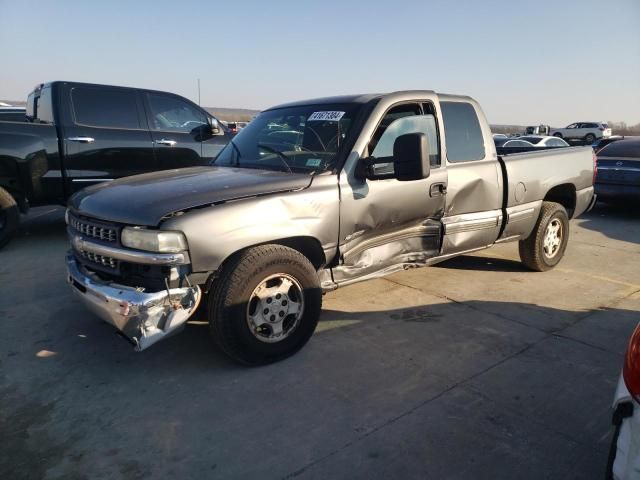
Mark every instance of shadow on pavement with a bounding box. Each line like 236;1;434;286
434;254;524;272
2;297;638;479
579;202;640;244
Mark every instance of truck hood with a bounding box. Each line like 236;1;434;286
68;166;314;226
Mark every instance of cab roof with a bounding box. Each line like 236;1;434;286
266;90;472;112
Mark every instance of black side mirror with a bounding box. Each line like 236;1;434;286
393;133;430;181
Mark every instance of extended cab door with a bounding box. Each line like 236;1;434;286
60;84;156;193
438;99;503;256
143;92;229;169
335;99;447;283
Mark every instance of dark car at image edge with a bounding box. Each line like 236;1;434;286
0;81;232;248
595;137;640;203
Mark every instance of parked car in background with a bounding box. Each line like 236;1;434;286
503;139;535;148
550;122;612;145
595;137;640;203
524;124;550;136
519;135;570;147
0;106;27;122
64;90;595;363
227;122;239;133
607;322;640;480
0;81;230;248
593;135;625;153
493;133;509;140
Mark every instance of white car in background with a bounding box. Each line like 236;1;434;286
518;135;570;147
550;122;612;144
608;324;640;480
502;139;535;148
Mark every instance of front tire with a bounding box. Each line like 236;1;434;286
519;202;569;272
0;188;20;249
208;244;322;365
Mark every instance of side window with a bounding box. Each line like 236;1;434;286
72;87;141;129
147;94;207;133
36;87;54;124
440;101;485;162
368;103;440;176
567;123;577;129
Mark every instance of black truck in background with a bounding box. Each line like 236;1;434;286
0;81;231;247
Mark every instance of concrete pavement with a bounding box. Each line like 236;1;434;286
1;203;638;479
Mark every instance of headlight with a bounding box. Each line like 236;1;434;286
121;227;188;253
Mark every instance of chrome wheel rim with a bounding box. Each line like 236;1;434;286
246;273;304;343
543;219;563;259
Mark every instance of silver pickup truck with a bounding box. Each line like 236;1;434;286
65;91;596;364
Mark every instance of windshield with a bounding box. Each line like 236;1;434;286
214;103;361;173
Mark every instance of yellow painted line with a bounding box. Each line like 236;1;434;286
474;251;640;290
556;270;640;290
316;319;362;333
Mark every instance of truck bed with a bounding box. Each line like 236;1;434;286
496;145;595;240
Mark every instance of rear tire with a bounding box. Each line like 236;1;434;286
553;133;563;138
208;244;322;365
584;133;596;145
0;188;20;249
519;202;569;272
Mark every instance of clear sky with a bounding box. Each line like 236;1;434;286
1;0;639;125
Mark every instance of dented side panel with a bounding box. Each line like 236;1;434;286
336;92;448;285
441;161;503;255
162;174;340;273
437;96;504;256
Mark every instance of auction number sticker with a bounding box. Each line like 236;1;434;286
308;111;345;122
306;158;322;167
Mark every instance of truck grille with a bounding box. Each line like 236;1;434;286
78;249;118;269
69;214;118;242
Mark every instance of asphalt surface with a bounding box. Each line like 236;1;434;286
1;203;639;480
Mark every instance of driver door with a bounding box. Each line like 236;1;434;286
144;92;228;169
335;101;447;283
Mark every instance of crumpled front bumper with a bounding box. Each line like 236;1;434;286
66;253;201;351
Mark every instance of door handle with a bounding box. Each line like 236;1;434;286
67;136;95;143
154;139;177;147
429;183;447;197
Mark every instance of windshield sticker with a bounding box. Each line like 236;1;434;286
308;111;345;122
306;158;322;167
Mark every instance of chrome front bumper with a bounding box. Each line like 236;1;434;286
66;253;201;351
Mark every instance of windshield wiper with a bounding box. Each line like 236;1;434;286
257;144;293;174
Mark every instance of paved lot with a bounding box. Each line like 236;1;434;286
1;203;639;480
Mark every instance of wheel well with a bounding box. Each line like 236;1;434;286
544;184;576;218
204;236;327;294
270;236;327;270
219;236;327;273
